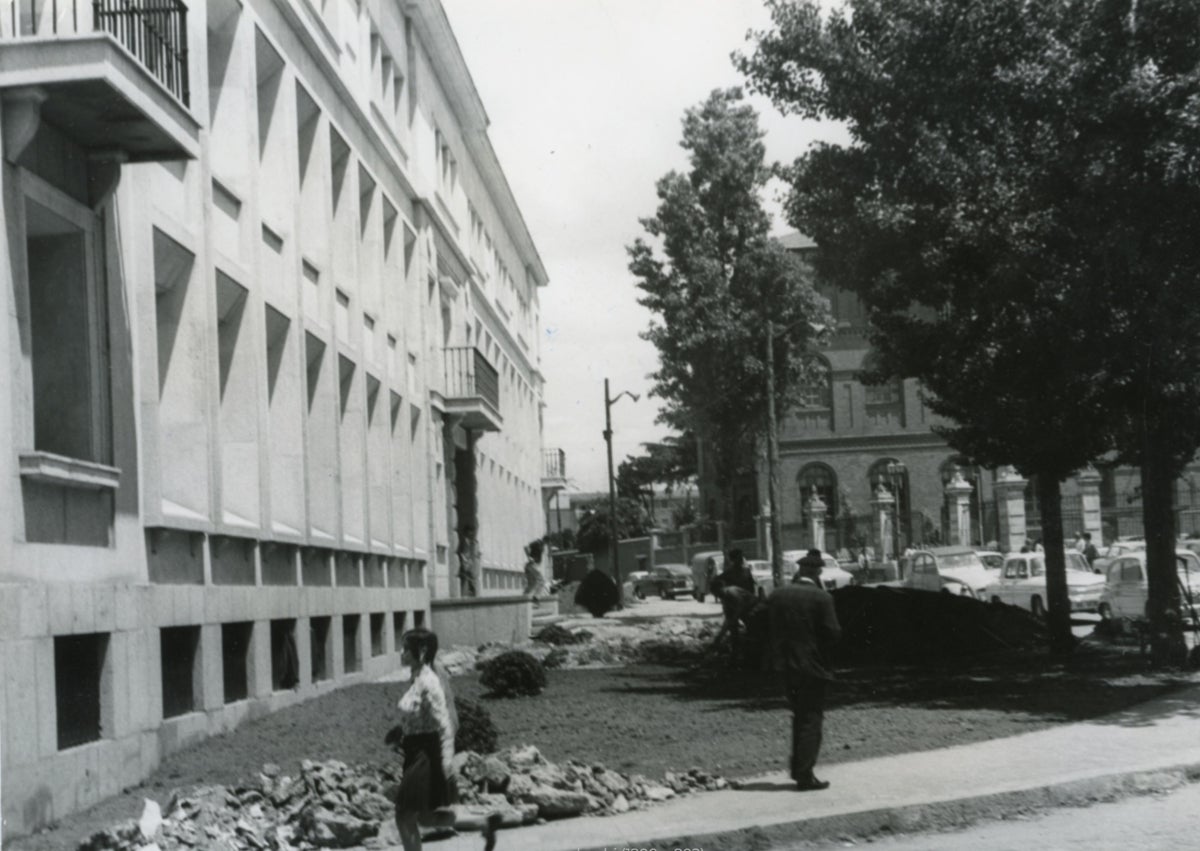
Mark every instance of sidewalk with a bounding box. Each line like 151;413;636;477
427;681;1200;851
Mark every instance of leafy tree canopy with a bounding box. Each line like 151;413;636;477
575;498;651;555
738;0;1200;656
628;88;831;521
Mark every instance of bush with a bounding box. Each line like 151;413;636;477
542;647;569;669
454;696;499;754
533;624;589;646
479;650;547;698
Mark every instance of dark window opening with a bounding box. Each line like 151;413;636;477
161;626;201;719
311;616;331;682
343;614;361;673
270;618;299;690
370;612;385;657
55;633;108;750
222;621;253;703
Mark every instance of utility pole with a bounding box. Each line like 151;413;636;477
603;379;638;607
766;320;784;588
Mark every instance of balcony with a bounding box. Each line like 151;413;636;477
443;346;502;433
541;448;567;492
1;0;199;166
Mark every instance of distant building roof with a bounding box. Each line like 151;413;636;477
777;231;816;251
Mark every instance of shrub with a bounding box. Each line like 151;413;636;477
533;624;588;646
542;647;569;669
479;649;546;697
454;696;499;754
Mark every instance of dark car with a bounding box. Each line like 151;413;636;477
633;564;695;600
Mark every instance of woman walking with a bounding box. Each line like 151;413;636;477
394;628;457;851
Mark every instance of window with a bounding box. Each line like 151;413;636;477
55;633;109;749
865;379;903;406
343;614;362;672
21;177;109;463
795;357;832;409
222;622;253;703
797;463;837;519
310;616;332;681
161;626;201;719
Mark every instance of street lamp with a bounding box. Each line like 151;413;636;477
604;378;638;607
886;460;907;556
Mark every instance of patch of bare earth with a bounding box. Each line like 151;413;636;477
9;638;1189;851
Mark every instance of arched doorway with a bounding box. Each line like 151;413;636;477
798;462;838;550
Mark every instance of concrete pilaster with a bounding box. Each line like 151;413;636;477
995;467;1029;555
807;487;827;553
1076;466;1104;546
871;484;895;561
944;470;974;546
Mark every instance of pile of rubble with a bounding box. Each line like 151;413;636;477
435;619;719;676
78;747;728;850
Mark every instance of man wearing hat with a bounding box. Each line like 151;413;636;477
768;548;841;791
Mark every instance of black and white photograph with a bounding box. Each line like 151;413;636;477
3;0;1200;849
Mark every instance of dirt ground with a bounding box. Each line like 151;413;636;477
8;607;1195;851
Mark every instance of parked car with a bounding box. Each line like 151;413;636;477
1098;550;1200;622
690;550;725;602
879;548;978;596
986;551;1104;616
747;559;777;598
633;564;694;600
908;546;995;597
975;550;1005;571
1092;539;1149;576
781;550;858;591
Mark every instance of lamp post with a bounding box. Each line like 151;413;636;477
604;378;638;607
886;460;907;555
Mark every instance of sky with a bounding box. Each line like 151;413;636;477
441;0;845;492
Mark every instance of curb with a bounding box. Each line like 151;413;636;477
572;761;1200;851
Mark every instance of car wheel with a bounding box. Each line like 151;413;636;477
634;586;645;600
663;586;674;600
1031;596;1046;619
694;590;703;602
1098;602;1113;621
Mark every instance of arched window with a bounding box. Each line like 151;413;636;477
869;457;912;550
798;463;838;520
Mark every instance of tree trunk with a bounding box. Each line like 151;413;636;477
1141;440;1187;668
1036;475;1074;656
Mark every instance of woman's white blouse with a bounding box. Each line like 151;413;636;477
397;666;455;770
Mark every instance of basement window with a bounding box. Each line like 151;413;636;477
311;616;332;682
370;612;384;657
55;633;109;750
393;611;407;650
161;626;201;719
222;622;253;703
343;614;361;673
270;618;299;691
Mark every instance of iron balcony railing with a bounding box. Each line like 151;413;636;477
543;448;566;480
2;0;190;106
444;347;500;414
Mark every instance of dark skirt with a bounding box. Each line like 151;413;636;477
395;733;456;816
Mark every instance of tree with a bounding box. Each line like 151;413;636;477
616;435;698;518
628;87;830;533
575;498;651;555
738;0;1200;656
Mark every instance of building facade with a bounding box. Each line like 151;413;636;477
768;232;1200;557
0;0;548;835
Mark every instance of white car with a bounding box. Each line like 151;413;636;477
1098;550;1200;622
746;559;775;598
922;546;995;597
986;551;1104;616
781;550;858;591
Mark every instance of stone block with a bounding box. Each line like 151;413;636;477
5;640;39;765
146;628;164;727
151;586;173;627
115;585;139;631
48;583;73;635
70;584;96;634
0;585;20;640
108;631;131;738
187;586;205;625
201;624;223;711
139;730;160;779
34;638;56;758
93;585;116;632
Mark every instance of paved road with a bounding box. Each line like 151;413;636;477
788;781;1200;850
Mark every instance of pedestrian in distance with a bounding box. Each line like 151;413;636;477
393;628;458;851
522;538;547;598
768;549;841;792
708;548;758;664
1082;532;1100;569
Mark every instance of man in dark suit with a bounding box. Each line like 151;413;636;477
767;549;841;791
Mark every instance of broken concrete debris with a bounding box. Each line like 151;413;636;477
78;747;728;850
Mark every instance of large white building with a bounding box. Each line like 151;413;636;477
0;0;551;835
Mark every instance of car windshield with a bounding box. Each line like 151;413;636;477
939;553;983;569
1030;557;1045;576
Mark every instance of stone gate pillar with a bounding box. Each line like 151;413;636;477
944;470;974;546
807;487;827;554
995;466;1028;554
1076;466;1104;547
871;484;895;562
